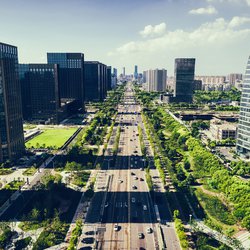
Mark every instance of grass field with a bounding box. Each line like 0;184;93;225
25;128;77;149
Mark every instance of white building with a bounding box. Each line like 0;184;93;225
145;69;167;92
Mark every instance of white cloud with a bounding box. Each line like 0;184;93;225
228;16;250;28
139;22;167;38
109;17;250;56
189;5;218;15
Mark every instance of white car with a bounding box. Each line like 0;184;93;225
114;224;119;231
147;227;152;234
143;205;147;211
131;197;136;203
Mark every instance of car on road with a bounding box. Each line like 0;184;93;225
132;185;137;190
131;172;135;175
140;177;144;181
146;227;152;234
114;224;119;231
118;179;123;183
138;233;144;239
82;237;95;244
143;205;147;211
134;176;138;180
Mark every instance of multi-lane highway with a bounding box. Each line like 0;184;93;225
81;82;180;250
100;83;158;250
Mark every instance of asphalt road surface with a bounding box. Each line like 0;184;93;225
80;83;180;250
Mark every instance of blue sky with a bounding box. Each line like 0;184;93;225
1;0;250;75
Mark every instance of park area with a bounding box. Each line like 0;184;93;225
25;127;78;149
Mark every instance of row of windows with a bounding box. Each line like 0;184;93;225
0;44;17;56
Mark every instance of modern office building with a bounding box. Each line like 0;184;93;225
173;58;195;102
237;56;250;157
47;53;85;110
19;64;64;124
107;66;112;90
145;69;167;92
0;42;24;162
123;67;126;77
113;68;117;77
85;61;108;101
134;65;138;79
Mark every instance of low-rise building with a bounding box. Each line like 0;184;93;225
210;119;237;141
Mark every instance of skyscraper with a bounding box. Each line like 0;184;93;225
145;69;167;92
123;67;126;77
134;65;138;79
173;58;195;102
237;56;250;157
107;66;112;90
0;42;24;162
113;68;117;77
47;53;85;110
19;64;61;124
84;61;108;101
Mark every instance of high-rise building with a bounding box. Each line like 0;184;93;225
134;65;138;79
173;58;195;102
47;53;85;110
123;67;125;77
84;61;108;101
0;42;24;162
107;66;112;90
145;69;167;92
19;64;62;124
228;73;243;86
237;56;250;157
113;68;117;77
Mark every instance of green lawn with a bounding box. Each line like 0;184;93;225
4;180;25;190
25;128;77;149
23;167;37;176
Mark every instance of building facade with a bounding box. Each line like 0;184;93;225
228;73;243;86
145;69;167;92
210;119;237;141
237;56;250;157
84;61;108;101
19;64;63;124
0;42;24;162
173;58;195;102
47;53;85;110
134;65;138;79
107;66;112;90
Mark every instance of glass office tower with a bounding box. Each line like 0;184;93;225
0;42;24;162
19;64;60;124
237;56;250;157
47;53;85;111
84;61;108;101
173;58;195;102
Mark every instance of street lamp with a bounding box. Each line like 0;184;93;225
141;158;145;169
189;214;192;232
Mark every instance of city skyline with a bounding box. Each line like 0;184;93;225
1;0;250;75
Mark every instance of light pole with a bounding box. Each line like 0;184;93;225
141;158;145;169
189;214;192;231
